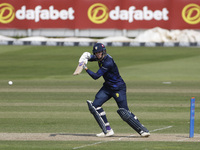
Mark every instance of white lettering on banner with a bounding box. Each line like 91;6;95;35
109;6;169;23
15;5;75;22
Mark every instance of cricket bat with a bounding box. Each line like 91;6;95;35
73;62;84;75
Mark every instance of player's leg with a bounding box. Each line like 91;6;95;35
87;86;114;137
117;108;150;137
113;84;150;137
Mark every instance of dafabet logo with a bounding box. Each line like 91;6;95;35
88;3;169;24
0;3;75;24
182;3;200;25
0;3;15;24
88;3;109;24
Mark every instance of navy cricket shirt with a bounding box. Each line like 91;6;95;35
86;54;125;90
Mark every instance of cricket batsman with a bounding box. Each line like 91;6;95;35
79;43;150;137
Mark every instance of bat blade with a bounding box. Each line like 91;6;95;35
73;62;84;75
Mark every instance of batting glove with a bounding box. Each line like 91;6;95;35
79;52;91;64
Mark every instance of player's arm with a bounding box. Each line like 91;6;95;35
84;61;110;80
85;67;107;80
88;55;97;61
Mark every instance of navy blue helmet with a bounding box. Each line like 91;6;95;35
92;43;106;55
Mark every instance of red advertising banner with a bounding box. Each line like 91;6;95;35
0;0;199;29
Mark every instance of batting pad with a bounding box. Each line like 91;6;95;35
87;100;107;134
117;108;149;135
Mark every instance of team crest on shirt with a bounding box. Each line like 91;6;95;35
116;93;119;98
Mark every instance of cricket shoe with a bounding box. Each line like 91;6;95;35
96;129;114;137
141;131;150;137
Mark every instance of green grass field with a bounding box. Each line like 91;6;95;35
0;45;200;149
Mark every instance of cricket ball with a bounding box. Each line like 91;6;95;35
8;81;13;85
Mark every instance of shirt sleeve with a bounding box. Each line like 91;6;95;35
86;55;112;80
88;55;97;61
86;59;111;80
86;67;107;80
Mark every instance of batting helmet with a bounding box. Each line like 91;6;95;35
92;43;106;55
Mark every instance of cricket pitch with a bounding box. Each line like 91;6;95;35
0;133;199;142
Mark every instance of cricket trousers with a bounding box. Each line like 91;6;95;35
91;83;129;130
92;83;129;110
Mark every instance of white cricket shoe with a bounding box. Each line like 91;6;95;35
96;129;114;137
141;132;150;137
